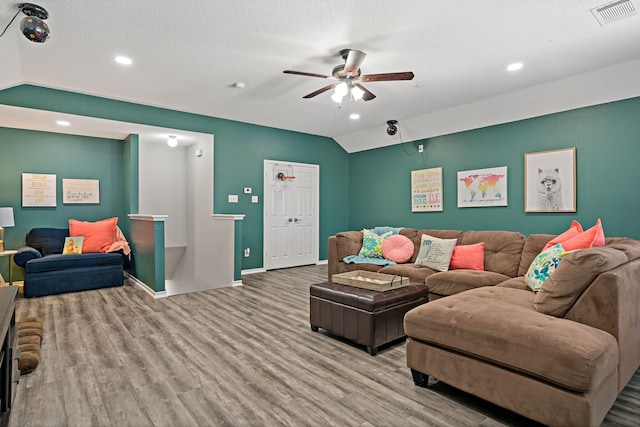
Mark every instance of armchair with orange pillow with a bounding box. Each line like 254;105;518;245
13;217;131;298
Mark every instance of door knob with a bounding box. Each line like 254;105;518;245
288;218;293;222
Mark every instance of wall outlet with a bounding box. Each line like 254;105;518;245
418;144;424;153
251;195;259;203
228;194;238;203
244;248;250;257
244;187;252;194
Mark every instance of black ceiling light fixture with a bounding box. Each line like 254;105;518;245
386;120;399;136
0;3;50;43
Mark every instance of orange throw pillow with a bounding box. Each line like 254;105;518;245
560;219;605;251
449;242;485;270
69;217;118;253
543;220;583;251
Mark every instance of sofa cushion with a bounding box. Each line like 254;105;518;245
534;247;628;317
404;287;619;393
378;264;437;284
426;270;511;297
542;220;583;251
25;252;124;274
381;234;414;263
517;234;554;277
26;228;69;256
358;229;392;259
415;234;456;272
525;244;570;292
495;276;530;291
460;230;525;277
449;242;484;270
335;231;364;260
69;217;118;253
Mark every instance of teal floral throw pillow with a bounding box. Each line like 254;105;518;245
358;229;393;259
525;244;570;292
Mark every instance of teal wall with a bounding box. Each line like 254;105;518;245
349;96;640;239
0;84;351;272
0;127;127;280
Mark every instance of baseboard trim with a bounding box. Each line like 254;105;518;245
125;273;167;299
241;268;266;275
316;259;328;265
232;280;243;287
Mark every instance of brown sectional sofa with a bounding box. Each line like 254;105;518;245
327;228;640;426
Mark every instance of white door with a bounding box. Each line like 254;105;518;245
264;160;319;270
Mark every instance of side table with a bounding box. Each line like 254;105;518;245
0;250;17;286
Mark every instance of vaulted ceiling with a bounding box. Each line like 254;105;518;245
1;1;639;152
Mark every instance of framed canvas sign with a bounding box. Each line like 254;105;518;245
457;166;507;208
63;179;100;204
22;173;57;207
524;147;576;212
411;167;443;212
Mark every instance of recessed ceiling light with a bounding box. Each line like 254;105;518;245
349;113;360;120
507;62;523;71
115;56;132;65
56;120;70;126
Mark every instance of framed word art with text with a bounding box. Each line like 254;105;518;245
22;173;57;207
411;167;443;212
524;147;576;213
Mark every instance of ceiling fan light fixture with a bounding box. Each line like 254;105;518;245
331;92;344;103
351;85;365;101
334;82;349;97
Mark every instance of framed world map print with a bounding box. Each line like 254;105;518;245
457;167;507;208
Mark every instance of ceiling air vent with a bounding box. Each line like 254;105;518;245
591;0;637;25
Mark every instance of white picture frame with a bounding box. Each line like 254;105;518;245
524;147;576;212
457;166;508;208
63;179;100;204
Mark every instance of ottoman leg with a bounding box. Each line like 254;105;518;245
310;325;319;332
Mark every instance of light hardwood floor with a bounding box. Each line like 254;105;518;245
9;265;639;426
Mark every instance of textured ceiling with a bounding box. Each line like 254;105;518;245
1;0;640;152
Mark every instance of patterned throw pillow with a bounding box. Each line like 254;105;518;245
414;234;457;272
525;244;570;292
358;229;393;259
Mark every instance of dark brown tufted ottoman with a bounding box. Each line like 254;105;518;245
309;281;429;355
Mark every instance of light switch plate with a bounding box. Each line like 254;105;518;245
228;194;238;203
244;187;252;194
251;195;259;203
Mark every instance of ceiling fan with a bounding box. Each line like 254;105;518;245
284;49;414;102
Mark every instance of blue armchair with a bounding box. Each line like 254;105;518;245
14;228;124;298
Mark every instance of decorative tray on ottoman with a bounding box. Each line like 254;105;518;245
332;270;410;291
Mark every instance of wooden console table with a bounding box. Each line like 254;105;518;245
0;286;18;427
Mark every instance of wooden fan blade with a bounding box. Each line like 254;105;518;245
283;70;330;79
303;83;338;99
361;72;415;82
354;83;376;101
343;50;367;75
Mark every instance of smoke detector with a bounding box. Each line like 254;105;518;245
591;0;637;26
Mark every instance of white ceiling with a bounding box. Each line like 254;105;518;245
1;0;639;152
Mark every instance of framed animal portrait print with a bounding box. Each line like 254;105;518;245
524;147;576;212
